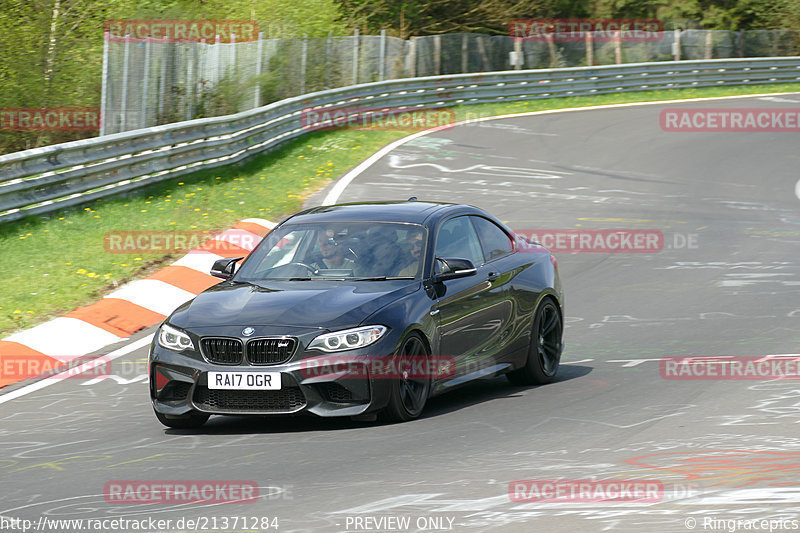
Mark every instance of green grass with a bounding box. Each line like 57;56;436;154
3;81;800;336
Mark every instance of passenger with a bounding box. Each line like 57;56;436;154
397;229;424;277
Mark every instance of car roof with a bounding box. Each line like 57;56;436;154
283;200;477;226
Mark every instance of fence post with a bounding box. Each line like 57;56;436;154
614;30;622;64
705;30;713;59
408;36;417;76
513;38;522;70
325;31;332;89
673;29;681;61
434;35;441;75
254;31;264;108
100;31;110;136
477;36;490;70
141;37;151;129
585;31;593;66
121;35;130;132
158;42;167;122
545;33;556;67
461;34;468;72
353;29;359;85
738;30;745;57
379;29;386;81
300;35;308;94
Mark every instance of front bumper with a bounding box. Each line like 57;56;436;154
149;335;399;418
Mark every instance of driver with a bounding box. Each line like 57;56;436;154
312;228;355;270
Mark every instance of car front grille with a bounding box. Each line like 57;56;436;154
193;387;306;412
246;338;296;365
201;338;243;364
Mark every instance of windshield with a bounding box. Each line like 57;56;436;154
236;222;427;281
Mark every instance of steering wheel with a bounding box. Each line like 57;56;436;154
285;262;318;274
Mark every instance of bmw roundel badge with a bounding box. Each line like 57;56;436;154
242;327;255;337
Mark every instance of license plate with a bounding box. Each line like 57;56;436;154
208;371;281;390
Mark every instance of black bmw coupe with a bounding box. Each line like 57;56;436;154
149;200;564;427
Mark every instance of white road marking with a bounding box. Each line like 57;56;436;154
3;317;123;357
0;334;154;404
104;279;196;316
321;91;800;205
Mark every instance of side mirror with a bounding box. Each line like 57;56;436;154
434;257;477;282
210;257;243;280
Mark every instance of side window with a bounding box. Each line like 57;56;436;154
471;216;513;262
434;216;484;268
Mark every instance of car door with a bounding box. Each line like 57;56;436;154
468;215;518;364
431;215;507;380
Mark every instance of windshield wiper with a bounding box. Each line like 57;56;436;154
354;276;415;281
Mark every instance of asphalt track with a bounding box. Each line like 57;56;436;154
2;94;800;533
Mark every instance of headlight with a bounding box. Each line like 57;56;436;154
308;325;387;352
158;324;195;352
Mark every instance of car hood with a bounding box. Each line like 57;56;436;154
168;280;419;330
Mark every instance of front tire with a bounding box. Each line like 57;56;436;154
507;298;562;386
381;333;431;422
154;410;210;429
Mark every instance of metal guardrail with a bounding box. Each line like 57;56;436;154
1;57;799;224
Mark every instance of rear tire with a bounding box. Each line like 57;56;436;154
381;333;431;422
507;298;562;386
154;410;210;429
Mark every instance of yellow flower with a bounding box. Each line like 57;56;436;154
27;310;34;314
121;263;128;267
178;182;184;185
87;272;97;278
65;262;72;265
94;215;100;218
168;222;176;225
134;257;142;261
76;268;87;274
194;208;201;211
13;309;22;314
141;209;147;213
